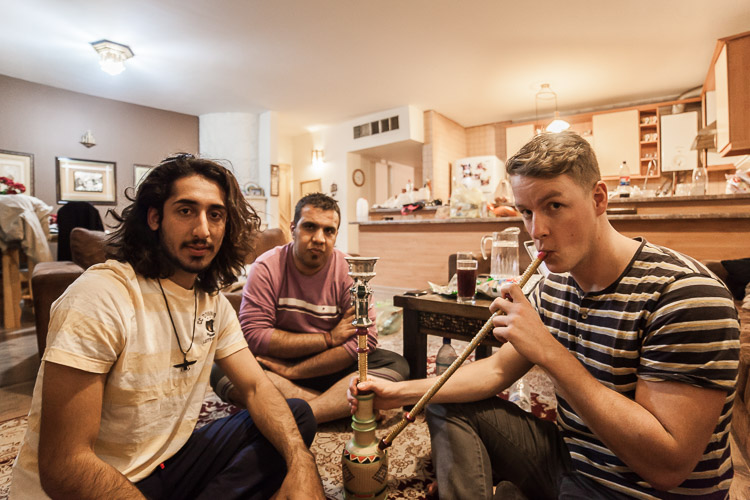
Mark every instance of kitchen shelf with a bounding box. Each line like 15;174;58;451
637;108;660;177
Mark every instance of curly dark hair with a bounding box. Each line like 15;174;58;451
107;154;260;293
293;192;341;228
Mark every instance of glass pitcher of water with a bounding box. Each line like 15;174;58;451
481;227;520;281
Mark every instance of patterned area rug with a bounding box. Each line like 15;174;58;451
0;332;557;499
0;418;25;498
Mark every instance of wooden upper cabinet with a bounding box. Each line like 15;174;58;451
592;109;640;177
708;31;750;156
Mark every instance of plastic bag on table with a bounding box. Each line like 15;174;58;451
375;302;402;336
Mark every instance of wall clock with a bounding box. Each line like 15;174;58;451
352;168;365;187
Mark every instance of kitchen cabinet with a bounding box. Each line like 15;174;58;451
660;111;698;173
708;31;750;156
592;109;640;177
498;98;698;180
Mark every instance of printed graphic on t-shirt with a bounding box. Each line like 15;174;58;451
198;311;217;344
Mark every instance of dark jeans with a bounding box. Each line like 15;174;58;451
426;397;632;500
135;398;315;500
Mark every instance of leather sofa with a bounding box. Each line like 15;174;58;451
32;226;289;356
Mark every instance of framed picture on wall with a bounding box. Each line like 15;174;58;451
56;157;117;205
300;179;321;197
0;149;34;195
270;164;280;197
134;164;154;189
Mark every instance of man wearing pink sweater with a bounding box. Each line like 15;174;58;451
213;193;408;422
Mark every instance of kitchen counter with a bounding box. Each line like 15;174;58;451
610;192;750;202
358;212;750;226
366;193;750;223
356;194;750;290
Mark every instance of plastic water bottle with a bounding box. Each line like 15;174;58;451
435;338;458;375
617;161;631;197
691;164;708;196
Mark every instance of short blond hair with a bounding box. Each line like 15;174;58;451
506;131;601;189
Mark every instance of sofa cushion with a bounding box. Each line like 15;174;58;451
70;227;108;269
246;228;290;264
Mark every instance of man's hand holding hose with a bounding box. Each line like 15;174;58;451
489;277;562;369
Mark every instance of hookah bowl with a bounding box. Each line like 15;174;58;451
342;257;388;500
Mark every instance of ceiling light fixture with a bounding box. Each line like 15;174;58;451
535;83;570;133
91;39;134;76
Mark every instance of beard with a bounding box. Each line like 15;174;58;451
160;236;214;276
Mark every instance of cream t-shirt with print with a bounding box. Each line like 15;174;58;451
11;260;248;498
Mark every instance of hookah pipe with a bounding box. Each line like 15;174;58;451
379;251;547;451
342;257;388;500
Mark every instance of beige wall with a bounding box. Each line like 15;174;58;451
466;124;496;157
0;74;198;223
424;110;467;202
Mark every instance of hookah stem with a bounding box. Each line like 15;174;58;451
379;251;547;450
358;326;369;383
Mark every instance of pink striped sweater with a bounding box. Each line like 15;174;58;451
239;242;377;358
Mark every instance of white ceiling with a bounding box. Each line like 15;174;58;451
2;0;749;136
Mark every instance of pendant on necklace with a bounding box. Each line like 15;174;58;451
174;358;197;371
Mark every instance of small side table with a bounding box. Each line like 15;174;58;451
393;293;501;380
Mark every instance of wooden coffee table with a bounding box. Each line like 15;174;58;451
393;293;501;379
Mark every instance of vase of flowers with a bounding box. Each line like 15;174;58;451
0;176;26;194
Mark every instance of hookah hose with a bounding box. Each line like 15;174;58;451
379;251;547;450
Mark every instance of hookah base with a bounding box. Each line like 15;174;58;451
343;486;388;500
342;447;388;499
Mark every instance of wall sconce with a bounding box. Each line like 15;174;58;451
91;39;134;76
535;83;570;133
312;149;325;167
80;130;97;148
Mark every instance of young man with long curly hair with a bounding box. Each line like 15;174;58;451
12;154;325;500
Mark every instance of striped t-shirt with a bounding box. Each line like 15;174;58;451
531;239;739;498
10;261;248;498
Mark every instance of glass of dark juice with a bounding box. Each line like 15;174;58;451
456;252;478;304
